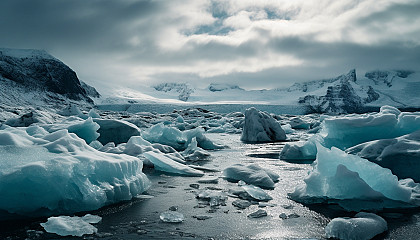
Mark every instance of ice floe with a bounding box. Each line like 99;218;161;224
223;163;279;189
160;211;184;223
325;212;387;240
40;214;102;237
143;151;204;176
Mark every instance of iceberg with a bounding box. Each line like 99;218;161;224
39;117;100;144
241;107;286;143
93;119;141;145
182;137;211;161
0;126;150;219
41;214;101;237
281;106;420;161
290;144;419;211
143;151;204;176
346;130;420;182
325;212;387;240
223;163;279;189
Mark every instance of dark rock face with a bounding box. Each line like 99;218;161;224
0;49;97;102
365;70;413;87
298;69;363;114
80;81;101;98
364;86;380;103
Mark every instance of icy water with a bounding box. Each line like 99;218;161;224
1;134;420;239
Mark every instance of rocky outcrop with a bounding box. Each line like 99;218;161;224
0;48;97;103
298;70;364;114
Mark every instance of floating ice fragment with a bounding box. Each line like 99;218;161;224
248;209;267;218
40;214;102;237
241;184;272;201
196;190;227;207
182;137;211;161
193;215;212;220
325;212;387;240
197;176;219;184
232;199;252;209
160;211;184;223
279;213;300;219
223;163;279;189
143;151;204;176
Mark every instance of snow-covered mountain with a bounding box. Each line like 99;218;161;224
292;69;420;113
99;69;420;113
0;48;99;108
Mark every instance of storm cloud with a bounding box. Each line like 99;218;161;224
1;0;419;90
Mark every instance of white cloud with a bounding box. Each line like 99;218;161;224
1;0;419;89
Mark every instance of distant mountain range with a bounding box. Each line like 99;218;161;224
1;48;419;115
146;69;420;113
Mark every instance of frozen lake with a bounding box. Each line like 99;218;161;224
2;133;420;239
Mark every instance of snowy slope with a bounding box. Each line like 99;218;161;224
0;48;99;119
97;69;420;113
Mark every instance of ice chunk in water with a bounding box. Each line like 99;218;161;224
223;163;279;189
160;211;184;223
291;144;418;211
182;137;211;161
248;209;267;218
40;214;102;237
196;190;228;207
325;212;387;240
241;107;286;142
242;184;272;201
232;199;252;209
143;151;204;176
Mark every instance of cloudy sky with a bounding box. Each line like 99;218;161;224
1;0;420;90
